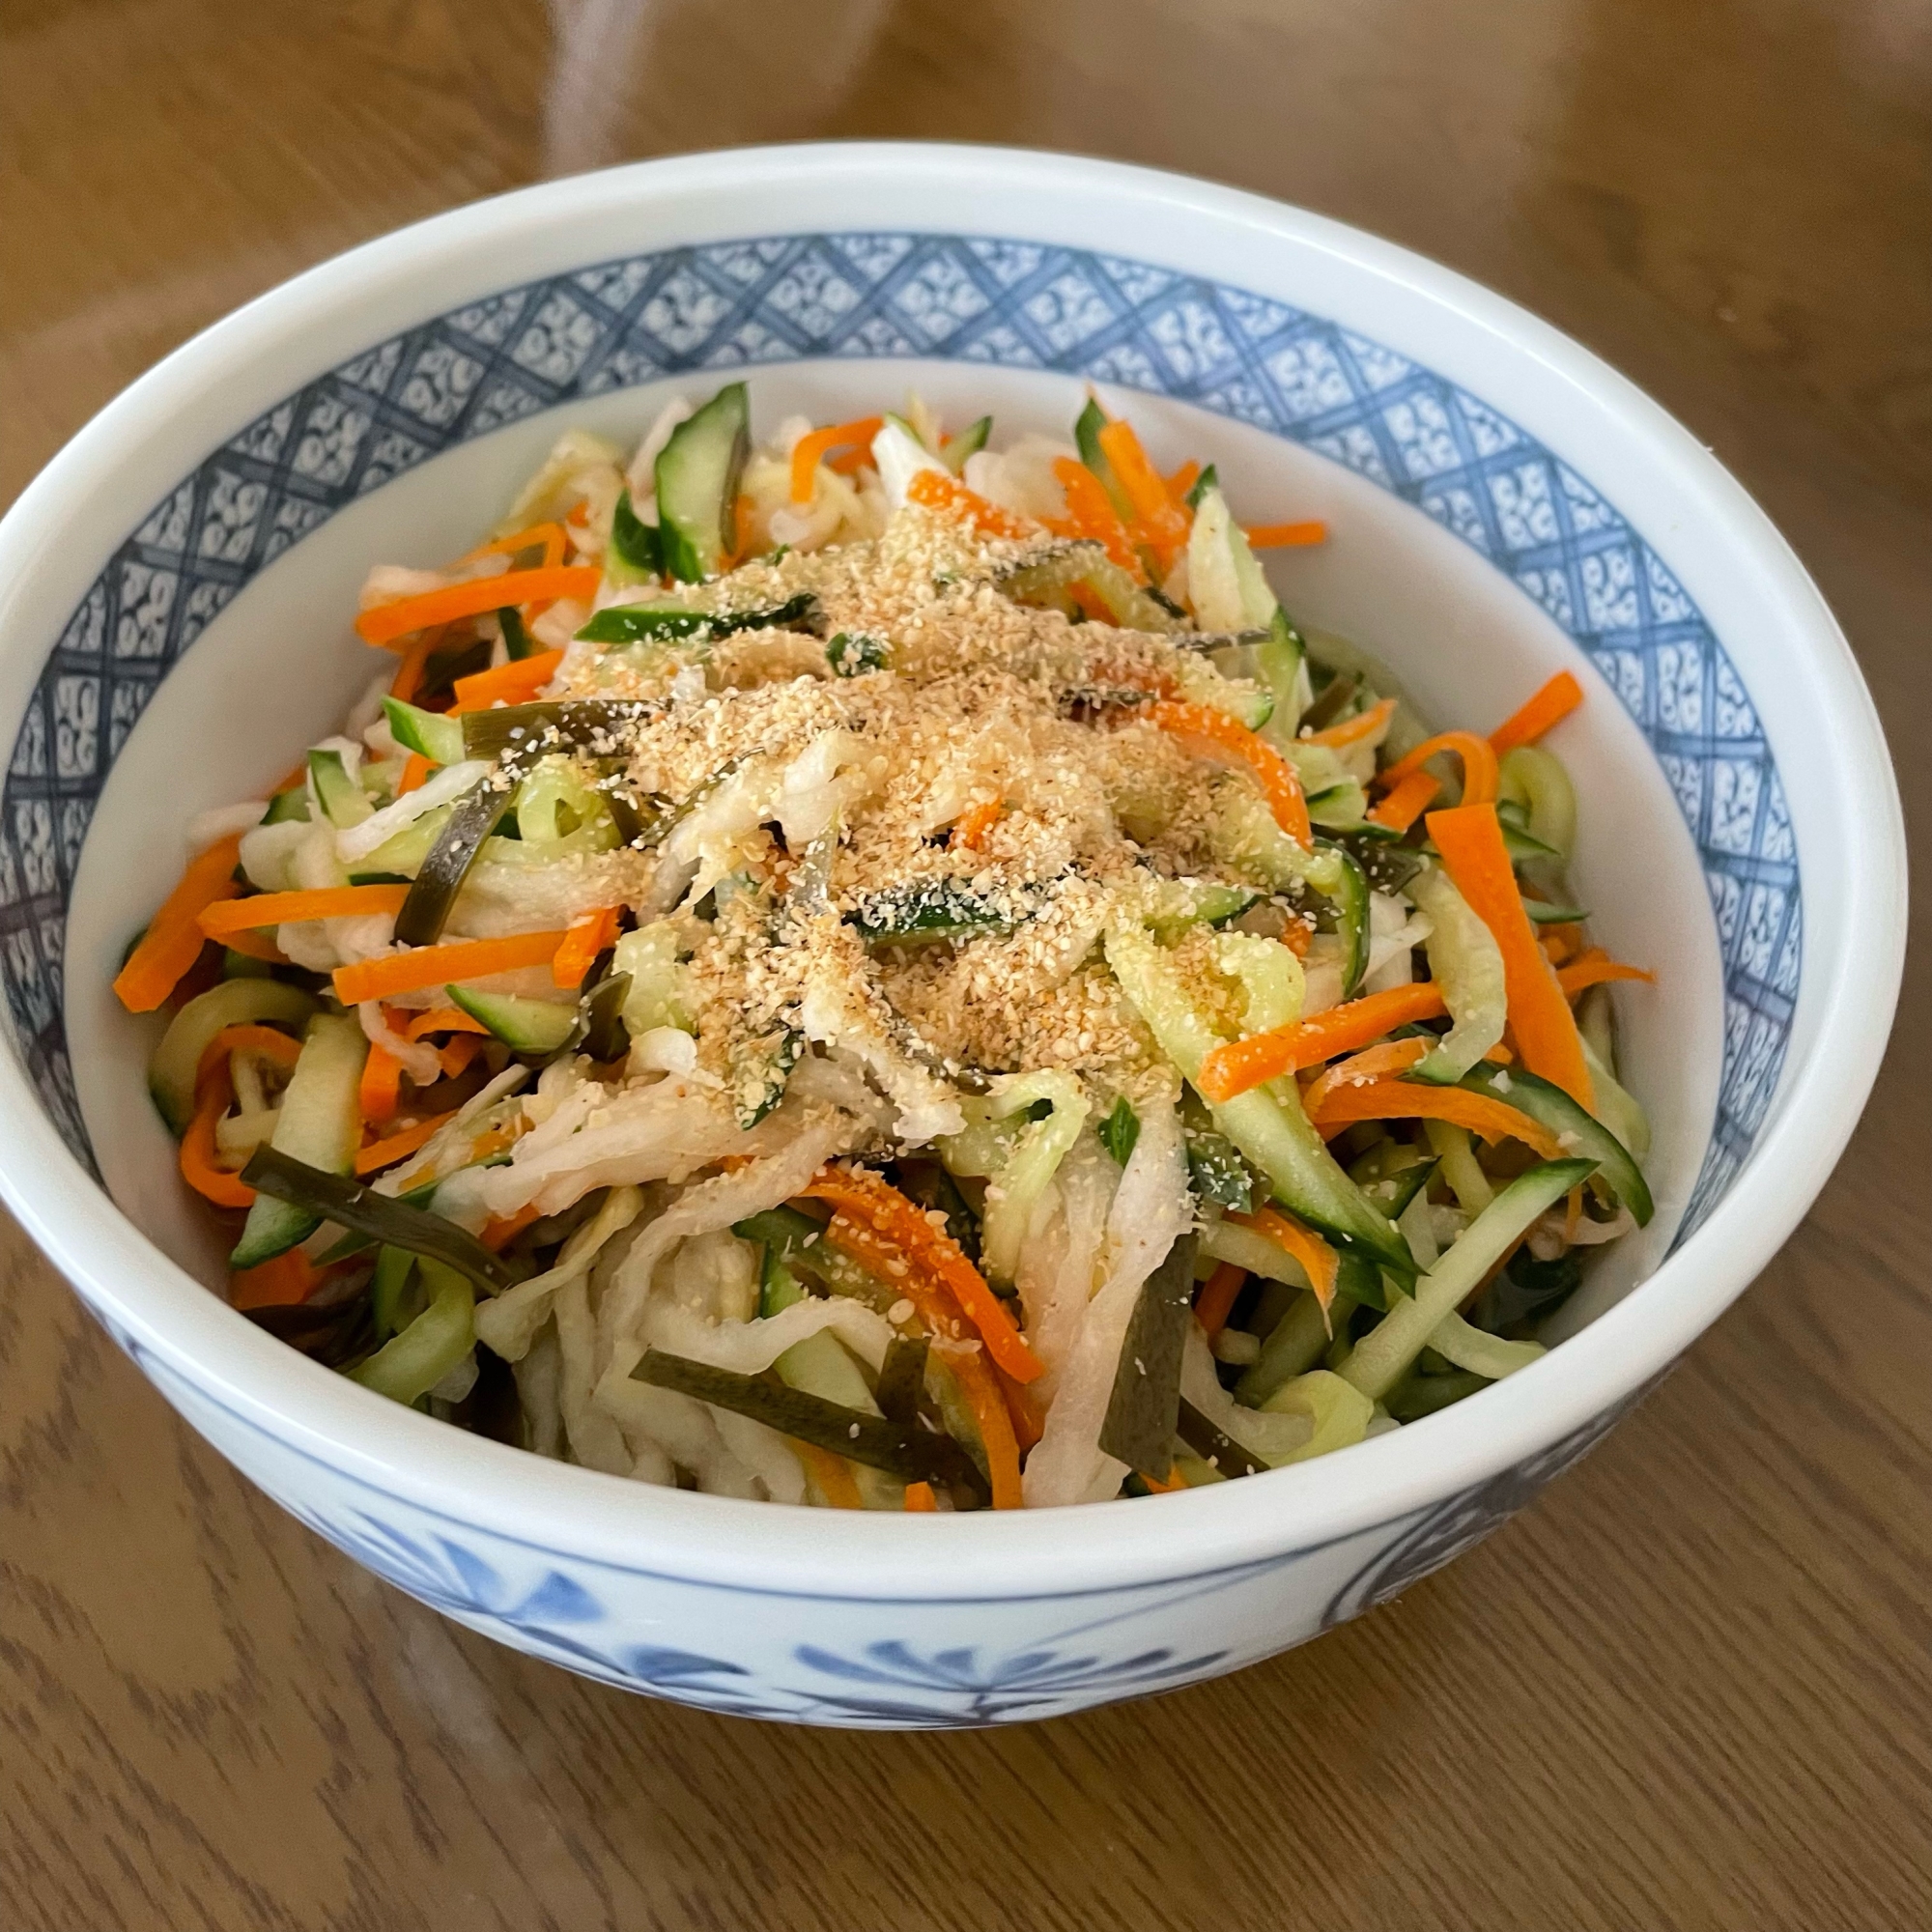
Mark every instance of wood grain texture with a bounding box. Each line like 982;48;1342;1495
2;1;1927;1926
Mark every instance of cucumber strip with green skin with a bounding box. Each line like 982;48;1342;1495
240;1146;516;1294
1255;611;1309;745
632;1350;984;1492
940;415;992;473
575;970;632;1063
1140;879;1262;937
497;605;539;661
1385;1368;1492;1422
1351;1151;1439;1222
461;697;661;764
1521;899;1590;924
1104;924;1414;1274
382;697;465;768
1340;1157;1597;1401
1185;1129;1254;1212
1073;398;1134;520
446;984;578;1054
149;980;319;1134
1098;1235;1197;1478
575;591;815;645
393;777;518;947
261;787;310;825
1235;1288;1357;1406
230;1016;367;1267
849;878;1036;946
370;1244;417;1340
307;749;371;829
757;1245;802;1320
873;1334;930;1424
827;631;890;675
1184;462;1219;511
605;489;663;586
1320;840;1372;997
349;1259;474;1405
1460;1064;1653;1225
349;807;449;882
655;381;751;582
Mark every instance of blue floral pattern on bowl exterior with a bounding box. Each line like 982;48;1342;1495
0;231;1799;1721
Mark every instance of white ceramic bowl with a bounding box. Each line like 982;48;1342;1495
0;146;1904;1727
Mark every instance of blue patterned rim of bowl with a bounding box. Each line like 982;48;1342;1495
1;232;1798;1241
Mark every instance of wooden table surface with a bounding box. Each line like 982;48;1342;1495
3;2;1927;1926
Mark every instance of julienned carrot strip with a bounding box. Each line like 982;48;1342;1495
1146;701;1313;848
355;568;599;646
402;1007;491;1038
951;798;1003;850
552;906;621;988
449;648;564;714
790;416;883;502
1165;459;1202;508
1300;1037;1430;1117
1380;729;1499;808
389;628;441;703
1234;1207;1340;1313
112;833;245;1013
1140;1464;1191;1493
1243;520;1328;549
459;522;568;571
332;930;567;1006
1048;459;1142;571
1197;980;1448;1102
194;1023;302;1092
1366;767;1442;833
358;1042;403;1125
438;1034;483;1080
200;884;410;938
803;1165;1043;1386
1193;1262;1246;1344
181;1062;253;1208
820;1210;1024;1511
1491;669;1584;756
481;1203;542;1252
1302;696;1397;750
354;1109;458;1176
794;1438;865;1510
229;1248;315;1311
397;753;433;796
902;1480;939;1513
1308;1078;1570;1161
1428;803;1593;1108
1096;418;1191;574
904;468;1037;543
1556;953;1655;997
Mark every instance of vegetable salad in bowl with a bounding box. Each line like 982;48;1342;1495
113;383;1655;1512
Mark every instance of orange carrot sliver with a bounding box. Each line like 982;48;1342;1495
951;798;1003;850
1366;767;1442;833
1164;459;1202;508
1243;520;1328;549
397;752;434;796
902;1480;939;1513
1193;1261;1246;1344
354;1109;458;1176
1048;458;1141;571
1300;1037;1430;1117
333;930;567;1006
803;1166;1043;1387
1381;729;1499;808
1096;418;1190;574
358;1042;404;1125
355;568;599;647
438;1034;484;1079
481;1203;542;1252
790;416;883;503
1147;700;1312;848
449;648;564;715
1429;803;1593;1108
229;1248;315;1311
1197;980;1449;1102
904;467;1037;543
200;883;410;938
112;832;243;1013
1491;669;1584;757
194;1023;302;1092
388;628;441;702
794;1438;865;1510
458;521;568;571
1235;1207;1340;1312
821;1210;1025;1510
402;1007;492;1038
552;906;621;989
1557;954;1655;997
180;1059;253;1208
1309;1078;1569;1162
1302;695;1397;750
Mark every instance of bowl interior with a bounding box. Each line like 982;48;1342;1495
62;350;1723;1338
